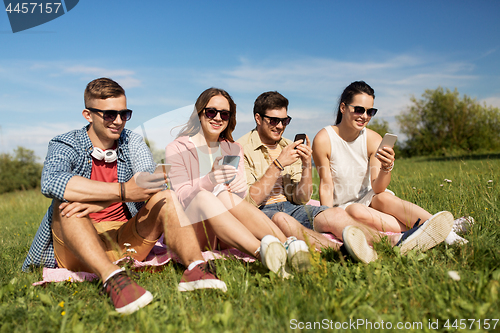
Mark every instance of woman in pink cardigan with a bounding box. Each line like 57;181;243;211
166;88;311;277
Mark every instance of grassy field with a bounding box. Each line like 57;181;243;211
0;155;499;332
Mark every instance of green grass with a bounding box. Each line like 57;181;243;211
1;155;499;332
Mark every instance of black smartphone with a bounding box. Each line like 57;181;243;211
222;155;240;184
294;133;306;148
222;155;240;169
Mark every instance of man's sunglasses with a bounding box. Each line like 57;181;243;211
87;107;133;122
204;108;231;121
345;103;377;117
260;114;292;126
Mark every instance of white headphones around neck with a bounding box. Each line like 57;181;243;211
91;147;118;163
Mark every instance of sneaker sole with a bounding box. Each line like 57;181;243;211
178;279;228;292
289;250;312;272
264;242;288;276
115;290;154;315
342;226;378;264
399;211;454;255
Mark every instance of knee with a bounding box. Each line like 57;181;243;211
371;192;395;209
345;204;371;222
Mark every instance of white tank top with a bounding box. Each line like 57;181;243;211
324;126;372;208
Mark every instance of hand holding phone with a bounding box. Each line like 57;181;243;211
377;133;397;152
294;133;307;148
222;155;240;184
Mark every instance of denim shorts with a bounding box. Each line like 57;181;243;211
259;201;329;230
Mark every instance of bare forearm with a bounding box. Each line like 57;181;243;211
318;181;334;207
64;176;121;203
249;163;281;205
293;166;313;203
372;171;391;194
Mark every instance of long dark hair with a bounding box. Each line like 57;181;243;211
335;81;375;125
177;88;237;142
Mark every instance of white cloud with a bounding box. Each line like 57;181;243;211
0;122;85;159
481;96;500;108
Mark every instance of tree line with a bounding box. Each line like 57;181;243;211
368;87;500;157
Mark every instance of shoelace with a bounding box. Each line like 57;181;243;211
398;218;422;244
200;261;219;279
100;271;139;296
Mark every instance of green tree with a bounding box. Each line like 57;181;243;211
367;119;391;137
397;87;500;156
0;147;42;193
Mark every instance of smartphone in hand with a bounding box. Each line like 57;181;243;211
222;155;240;169
294;133;307;148
222;155;239;184
154;164;171;175
377;133;397;151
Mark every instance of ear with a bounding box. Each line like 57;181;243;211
340;102;346;114
255;113;262;127
82;109;93;123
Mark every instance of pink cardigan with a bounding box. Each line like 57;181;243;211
165;135;246;208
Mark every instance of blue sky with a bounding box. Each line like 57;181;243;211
1;1;499;159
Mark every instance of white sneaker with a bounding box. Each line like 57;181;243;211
397;211;454;255
445;230;469;245
342;226;378;264
284;237;311;272
259;235;289;278
452;216;474;234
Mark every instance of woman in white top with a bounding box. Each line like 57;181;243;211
313;81;467;243
166;88;311;276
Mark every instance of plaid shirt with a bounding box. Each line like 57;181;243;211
22;126;155;272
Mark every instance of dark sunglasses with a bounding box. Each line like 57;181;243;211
87;107;133;122
204;107;231;121
345;103;377;117
260;114;292;126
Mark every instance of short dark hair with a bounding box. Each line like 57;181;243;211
253;91;289;117
84;78;125;108
335;81;375;125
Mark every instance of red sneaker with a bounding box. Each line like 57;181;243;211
177;262;227;292
102;271;153;315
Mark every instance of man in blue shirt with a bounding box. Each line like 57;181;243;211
23;78;226;315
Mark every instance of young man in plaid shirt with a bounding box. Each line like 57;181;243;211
23;78;226;314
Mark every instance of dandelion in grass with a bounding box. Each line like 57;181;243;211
448;271;461;281
61;311;66;316
58;301;64;308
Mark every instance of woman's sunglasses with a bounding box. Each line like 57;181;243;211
87;107;133;122
260;114;292;126
204;107;231;121
345;104;377;117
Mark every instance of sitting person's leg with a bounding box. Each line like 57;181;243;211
271;212;341;251
51;200;120;281
140;189;227;292
52;200;154;315
185;190;261;257
370;192;432;229
216;191;287;243
345;203;404;232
